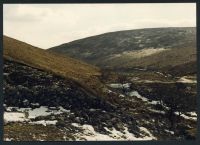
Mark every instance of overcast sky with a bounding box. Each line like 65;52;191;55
3;3;196;49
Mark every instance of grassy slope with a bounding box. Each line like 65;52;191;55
3;36;104;96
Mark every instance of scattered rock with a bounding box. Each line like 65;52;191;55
23;99;29;107
74;117;81;123
30;103;40;108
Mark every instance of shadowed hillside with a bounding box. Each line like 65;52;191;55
3;36;104;96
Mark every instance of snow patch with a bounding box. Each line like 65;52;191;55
128;91;148;102
177;76;197;83
4;112;28;123
148;109;165;114
108;83;131;89
139;127;156;140
119;94;125;98
30;120;57;126
187;112;197;117
155;72;168;78
128;91;170;111
18;106;70;119
164;129;174;135
4;106;70;123
71;123;156;141
4;138;14;141
175;112;197;121
107;90;113;93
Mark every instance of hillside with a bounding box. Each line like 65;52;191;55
49;27;196;75
3;35;197;141
3;36;104;96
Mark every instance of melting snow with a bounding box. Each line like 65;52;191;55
107;90;113;93
128;91;170;111
30;120;57;126
4;106;70;124
71;123;156;141
4;138;14;141
164;129;174;135
119;94;125;97
149;100;160;105
18;107;50;119
108;83;131;89
127;91;197;122
187;112;197;117
128;91;148;102
139;127;156;140
4;112;28;123
177;76;197;83
148;109;165;114
155;72;168;78
175;112;197;121
18;106;70;119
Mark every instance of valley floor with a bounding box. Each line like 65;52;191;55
4;105;156;141
4;86;197;141
3;60;197;141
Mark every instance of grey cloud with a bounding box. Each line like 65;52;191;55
3;3;196;49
